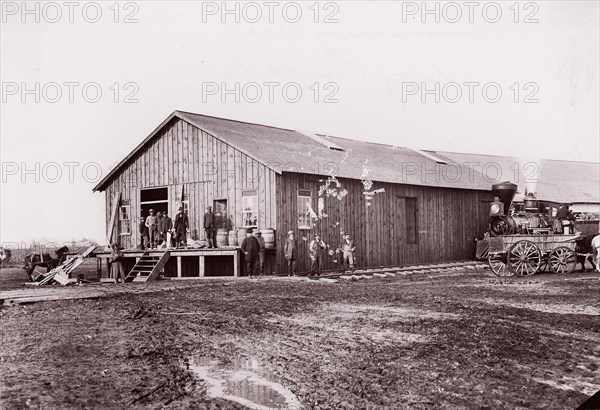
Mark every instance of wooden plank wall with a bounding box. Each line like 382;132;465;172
276;173;492;273
104;118;278;252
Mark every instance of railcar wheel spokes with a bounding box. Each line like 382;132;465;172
487;252;511;276
507;240;541;276
549;247;576;274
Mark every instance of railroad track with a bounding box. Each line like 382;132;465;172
301;261;489;282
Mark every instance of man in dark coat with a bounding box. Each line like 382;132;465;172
241;228;260;278
155;212;164;244
284;231;297;276
173;206;189;248
160;212;173;248
138;217;149;249
556;204;576;234
204;206;215;248
254;229;266;276
309;233;326;276
110;243;127;284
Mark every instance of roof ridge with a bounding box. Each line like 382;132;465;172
175;110;297;133
434;148;600;165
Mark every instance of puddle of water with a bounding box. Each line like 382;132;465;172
185;354;302;409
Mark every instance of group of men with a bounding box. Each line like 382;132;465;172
238;228;356;277
240;228;267;278
139;207;189;249
138;204;359;275
283;231;356;277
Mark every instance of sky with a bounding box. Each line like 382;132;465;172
1;0;599;246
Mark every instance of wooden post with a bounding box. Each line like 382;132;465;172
177;256;182;278
96;257;102;280
199;255;205;277
106;192;121;246
233;250;239;277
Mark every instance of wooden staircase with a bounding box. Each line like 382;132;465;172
126;251;170;283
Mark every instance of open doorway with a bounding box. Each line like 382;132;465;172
141;187;169;218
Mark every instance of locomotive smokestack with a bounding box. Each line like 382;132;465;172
491;181;518;215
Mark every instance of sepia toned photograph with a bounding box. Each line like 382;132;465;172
1;1;599;409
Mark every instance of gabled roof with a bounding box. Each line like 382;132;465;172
93;110;600;205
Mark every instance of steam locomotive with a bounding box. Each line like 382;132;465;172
487;182;571;237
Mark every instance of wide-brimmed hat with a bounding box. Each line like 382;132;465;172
287;231;294;235
178;206;183;211
246;228;253;234
254;230;262;235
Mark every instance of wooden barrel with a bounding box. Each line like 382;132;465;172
237;228;248;247
216;229;228;248
262;228;275;249
228;230;238;247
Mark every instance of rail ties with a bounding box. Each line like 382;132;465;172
310;261;487;282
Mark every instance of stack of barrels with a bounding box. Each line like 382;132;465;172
230;227;276;248
217;228;270;248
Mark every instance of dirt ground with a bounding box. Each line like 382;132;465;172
1;265;599;409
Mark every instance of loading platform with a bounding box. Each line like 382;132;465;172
93;247;241;281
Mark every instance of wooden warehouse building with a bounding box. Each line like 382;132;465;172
92;110;599;277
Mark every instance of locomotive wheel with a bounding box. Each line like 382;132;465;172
487;252;511;276
507;240;541;276
548;247;577;274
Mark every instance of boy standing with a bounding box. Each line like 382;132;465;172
341;233;356;273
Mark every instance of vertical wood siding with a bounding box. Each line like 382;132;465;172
275;173;492;273
104;118;278;250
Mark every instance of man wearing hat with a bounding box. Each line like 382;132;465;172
155;211;164;246
159;211;173;249
556;203;577;234
309;233;326;276
241;228;260;278
174;206;189;248
144;209;157;248
138;217;149;250
109;243;127;284
341;233;356;273
254;228;266;276
284;231;297;276
204;206;215;248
